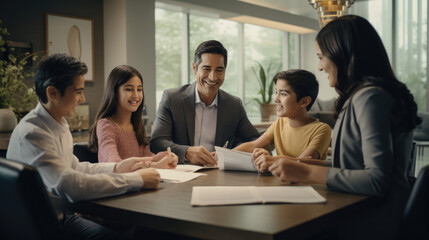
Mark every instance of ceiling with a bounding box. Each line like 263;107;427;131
157;0;369;34
238;0;370;19
238;0;318;19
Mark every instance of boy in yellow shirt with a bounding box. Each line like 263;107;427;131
234;69;331;171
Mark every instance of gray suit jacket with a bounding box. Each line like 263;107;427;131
326;85;413;240
150;82;259;163
327;86;412;197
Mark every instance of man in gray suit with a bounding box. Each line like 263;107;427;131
151;40;259;165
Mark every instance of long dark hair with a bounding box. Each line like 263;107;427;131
89;65;147;152
316;15;421;132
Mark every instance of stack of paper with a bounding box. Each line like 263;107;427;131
191;186;326;206
156;169;206;183
175;165;218;173
215;146;257;172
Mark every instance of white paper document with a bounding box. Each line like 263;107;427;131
191;186;326;206
156;169;206;183
175;165;218;173
215;146;257;172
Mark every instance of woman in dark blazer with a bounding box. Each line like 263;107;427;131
269;15;421;239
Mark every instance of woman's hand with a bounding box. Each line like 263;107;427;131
269;158;329;184
269;158;310;183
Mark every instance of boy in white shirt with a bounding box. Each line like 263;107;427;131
7;54;164;239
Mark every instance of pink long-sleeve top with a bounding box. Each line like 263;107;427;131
97;118;167;163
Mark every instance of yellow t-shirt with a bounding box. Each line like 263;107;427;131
263;118;332;159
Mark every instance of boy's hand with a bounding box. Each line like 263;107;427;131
135;168;160;189
254;154;276;172
114;157;153;173
252;148;270;160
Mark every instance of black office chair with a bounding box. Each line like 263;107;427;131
73;142;98;163
0;157;62;240
402;164;429;239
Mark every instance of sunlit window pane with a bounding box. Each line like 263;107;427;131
244;24;283;122
155;8;182;107
289;32;298;69
189;15;239;96
395;0;427;111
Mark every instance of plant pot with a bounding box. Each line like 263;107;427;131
0;109;17;132
259;103;276;122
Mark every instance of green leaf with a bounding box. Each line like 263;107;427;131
267;77;275;103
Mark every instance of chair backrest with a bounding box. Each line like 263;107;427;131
414;112;429;141
0;158;61;240
402;164;429;239
73;142;98;163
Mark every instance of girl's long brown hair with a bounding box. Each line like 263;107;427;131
88;65;147;152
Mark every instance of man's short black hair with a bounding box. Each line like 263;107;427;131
194;40;228;69
273;69;319;111
35;53;88;103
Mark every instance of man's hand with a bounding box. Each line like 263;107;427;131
135;168;160;189
114;157;153;173
185;146;217;166
252;148;270;160
151;153;178;169
254;154;276;172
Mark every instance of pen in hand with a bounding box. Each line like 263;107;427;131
167;147;172;157
223;141;229;148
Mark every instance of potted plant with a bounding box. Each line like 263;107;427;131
252;62;279;122
0;20;39;132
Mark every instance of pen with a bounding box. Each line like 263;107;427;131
223;141;229;148
167;147;172;156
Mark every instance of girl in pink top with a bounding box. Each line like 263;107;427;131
89;65;177;168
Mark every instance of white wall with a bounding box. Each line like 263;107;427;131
104;0;157;131
301;32;337;101
104;0;127;83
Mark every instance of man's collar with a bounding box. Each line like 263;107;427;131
35;103;70;133
195;85;218;107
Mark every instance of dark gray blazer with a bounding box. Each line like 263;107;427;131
327;86;413;239
327;86;412;196
150;82;259;163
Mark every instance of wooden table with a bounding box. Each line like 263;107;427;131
64;169;374;240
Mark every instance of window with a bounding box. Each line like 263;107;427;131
155;7;299;122
189;15;239;96
244;24;283;121
288;32;298;69
155;8;182;108
395;0;427;111
351;0;428;112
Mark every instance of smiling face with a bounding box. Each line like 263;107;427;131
55;75;86;119
117;75;143;114
273;79;303;118
316;42;338;88
193;53;225;104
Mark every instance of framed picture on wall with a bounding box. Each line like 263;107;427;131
46;13;94;81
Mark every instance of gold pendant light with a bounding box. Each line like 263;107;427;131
308;0;355;28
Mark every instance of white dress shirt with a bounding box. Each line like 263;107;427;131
6;103;143;202
194;87;218;152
